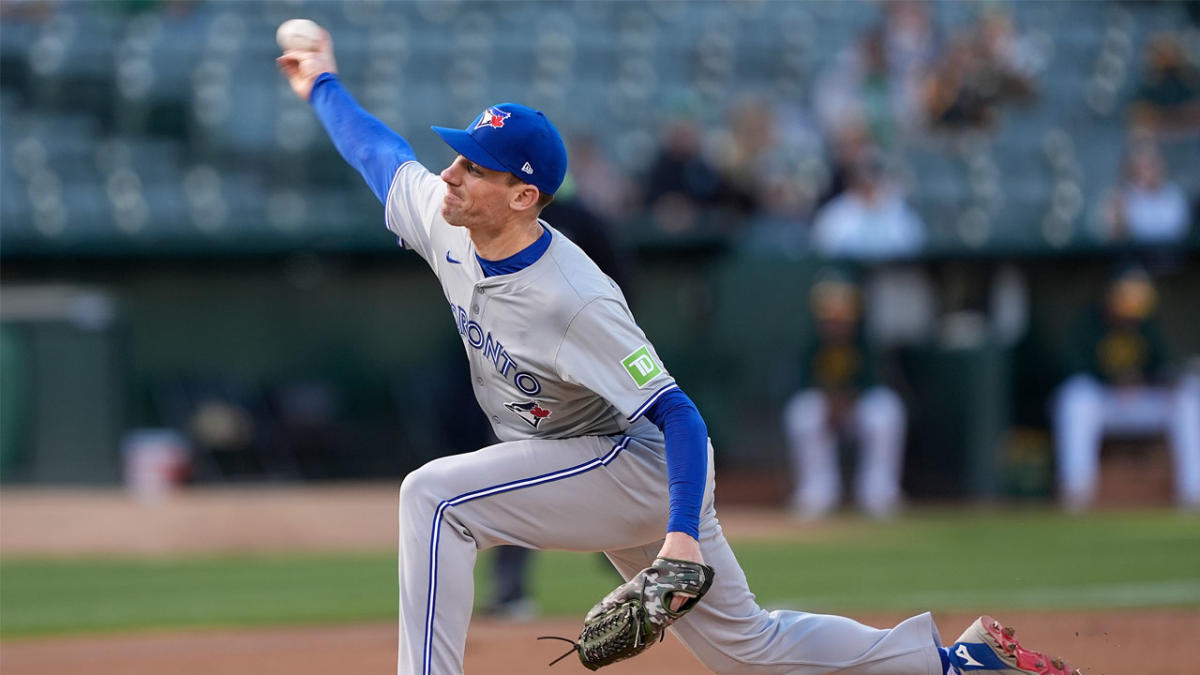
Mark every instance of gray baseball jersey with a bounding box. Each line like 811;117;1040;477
385;161;677;443
384;160;944;675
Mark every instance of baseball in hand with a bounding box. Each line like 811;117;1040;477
276;19;324;52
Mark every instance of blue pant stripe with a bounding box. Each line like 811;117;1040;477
421;436;631;675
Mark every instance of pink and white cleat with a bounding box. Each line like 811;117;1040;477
949;616;1082;674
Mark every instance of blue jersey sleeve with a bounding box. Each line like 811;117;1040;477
643;388;708;540
310;73;416;204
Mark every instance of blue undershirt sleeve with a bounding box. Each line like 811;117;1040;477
309;73;416;204
642;388;708;540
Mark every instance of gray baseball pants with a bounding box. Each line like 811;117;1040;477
397;434;944;674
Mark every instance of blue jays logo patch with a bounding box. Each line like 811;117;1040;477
504;400;552;429
475;107;510;130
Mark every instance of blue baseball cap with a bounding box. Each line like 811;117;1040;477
432;103;568;196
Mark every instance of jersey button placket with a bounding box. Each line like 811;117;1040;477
472;284;488;315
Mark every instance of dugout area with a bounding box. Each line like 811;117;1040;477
3;247;1198;505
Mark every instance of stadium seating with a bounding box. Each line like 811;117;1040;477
1;0;1195;256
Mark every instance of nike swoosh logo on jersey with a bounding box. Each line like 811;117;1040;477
446;251;462;264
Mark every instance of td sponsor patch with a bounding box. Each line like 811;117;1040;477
622;345;662;388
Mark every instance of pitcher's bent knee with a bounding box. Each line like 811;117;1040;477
399;457;460;521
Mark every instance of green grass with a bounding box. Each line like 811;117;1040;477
2;508;1197;638
0;553;396;638
735;508;1200;612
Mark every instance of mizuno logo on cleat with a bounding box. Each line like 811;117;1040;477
955;644;985;668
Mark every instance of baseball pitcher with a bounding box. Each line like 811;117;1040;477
276;22;1080;675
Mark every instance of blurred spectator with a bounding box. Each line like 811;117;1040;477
1052;265;1200;511
810;150;925;259
1130;33;1200;137
923;35;994;129
882;1;937;88
714;99;827;223
922;8;1038;131
974;9;1039;104
814;122;874;210
642;115;753;232
563;134;636;222
881;1;938;138
712;97;774;213
781;269;906;519
814;27;915;149
1098;140;1191;243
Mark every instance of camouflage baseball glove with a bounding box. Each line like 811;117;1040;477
539;557;715;671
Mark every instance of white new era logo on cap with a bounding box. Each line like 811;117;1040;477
521;162;533;174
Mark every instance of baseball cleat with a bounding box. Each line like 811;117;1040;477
950;616;1082;674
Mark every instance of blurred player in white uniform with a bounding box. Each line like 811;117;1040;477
782;270;906;519
1053;265;1200;511
276;23;1080;675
